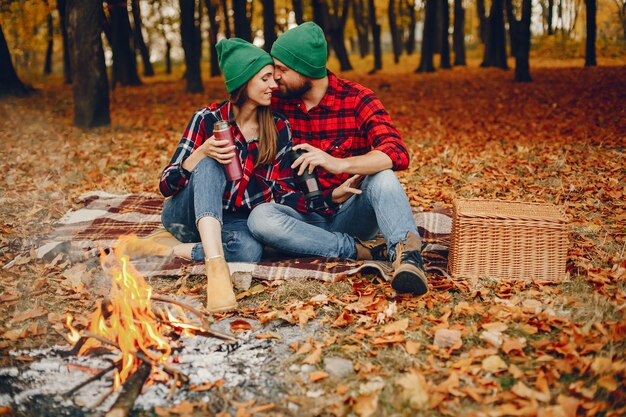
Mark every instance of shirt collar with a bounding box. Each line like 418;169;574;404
314;70;337;111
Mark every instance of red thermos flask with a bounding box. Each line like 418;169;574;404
213;120;243;181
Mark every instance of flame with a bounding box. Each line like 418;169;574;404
65;243;173;388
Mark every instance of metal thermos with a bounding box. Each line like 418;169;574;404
289;149;322;201
213;120;243;181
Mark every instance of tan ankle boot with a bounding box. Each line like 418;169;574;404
391;232;429;296
205;256;237;313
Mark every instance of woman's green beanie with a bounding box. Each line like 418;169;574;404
216;38;274;93
271;22;327;79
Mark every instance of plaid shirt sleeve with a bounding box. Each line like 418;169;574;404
355;89;409;170
159;109;216;197
270;117;334;215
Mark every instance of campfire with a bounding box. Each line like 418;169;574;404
62;242;235;416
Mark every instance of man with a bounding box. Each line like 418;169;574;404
247;22;428;296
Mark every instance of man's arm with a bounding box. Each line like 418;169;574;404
291;144;392;176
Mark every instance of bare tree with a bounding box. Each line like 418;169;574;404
293;0;304;24
43;0;53;75
108;0;141;88
389;0;402;63
439;0;451;68
481;0;508;69
614;0;626;40
326;0;353;71
205;0;220;76
406;0;417;55
0;24;33;97
368;0;382;72
506;0;532;81
131;0;154;76
353;0;369;57
263;0;277;51
180;0;203;92
66;0;110;127
417;0;437;72
453;0;466;65
477;0;488;43
233;0;252;41
585;0;596;66
57;0;71;83
221;0;232;37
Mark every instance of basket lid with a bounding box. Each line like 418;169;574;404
453;199;568;223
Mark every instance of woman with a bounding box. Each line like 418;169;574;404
156;38;313;313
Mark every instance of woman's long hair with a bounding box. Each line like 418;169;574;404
230;84;278;168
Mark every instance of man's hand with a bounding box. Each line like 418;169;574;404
292;143;348;175
332;175;364;204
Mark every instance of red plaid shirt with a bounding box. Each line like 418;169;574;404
159;101;326;213
271;71;409;210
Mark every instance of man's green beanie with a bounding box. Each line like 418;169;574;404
216;38;274;93
271;22;327;79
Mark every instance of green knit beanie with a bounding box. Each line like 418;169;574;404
271;22;327;79
216;38;274;93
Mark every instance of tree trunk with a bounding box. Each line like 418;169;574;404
109;1;141;88
66;1;110;127
293;0;304;24
406;0;417;55
263;0;277;51
131;0;154;76
57;0;72;83
506;0;532;81
233;0;252;41
388;0;402;63
312;0;329;31
453;0;465;65
205;0;220;76
154;1;172;74
44;0;53;75
417;0;437;72
0;24;34;97
221;0;231;37
476;0;488;43
352;0;369;57
325;0;352;70
439;0;451;68
368;0;382;72
547;0;554;34
180;0;203;92
481;0;508;69
584;0;596;66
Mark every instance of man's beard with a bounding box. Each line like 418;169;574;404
275;79;312;99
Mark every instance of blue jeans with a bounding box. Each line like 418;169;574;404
161;157;263;262
247;170;419;260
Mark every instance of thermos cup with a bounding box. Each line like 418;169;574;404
213;120;243;181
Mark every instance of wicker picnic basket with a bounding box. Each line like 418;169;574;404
449;199;569;282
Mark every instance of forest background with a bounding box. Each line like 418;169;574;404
0;0;625;416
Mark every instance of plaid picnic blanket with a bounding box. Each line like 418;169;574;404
35;192;453;283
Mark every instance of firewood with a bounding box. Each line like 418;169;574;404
105;361;151;417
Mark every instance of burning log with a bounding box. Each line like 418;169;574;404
105;362;151;417
82;331;189;384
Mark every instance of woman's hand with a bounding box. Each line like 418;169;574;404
199;135;236;164
331;174;364;204
182;135;237;172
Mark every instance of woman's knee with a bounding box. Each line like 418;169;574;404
193;157;225;179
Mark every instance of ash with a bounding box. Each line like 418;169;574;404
1;317;322;416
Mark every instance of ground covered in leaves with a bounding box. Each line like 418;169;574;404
1;58;625;416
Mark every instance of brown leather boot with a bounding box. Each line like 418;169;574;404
205;256;238;313
391;232;429;296
354;238;388;261
116;229;179;258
